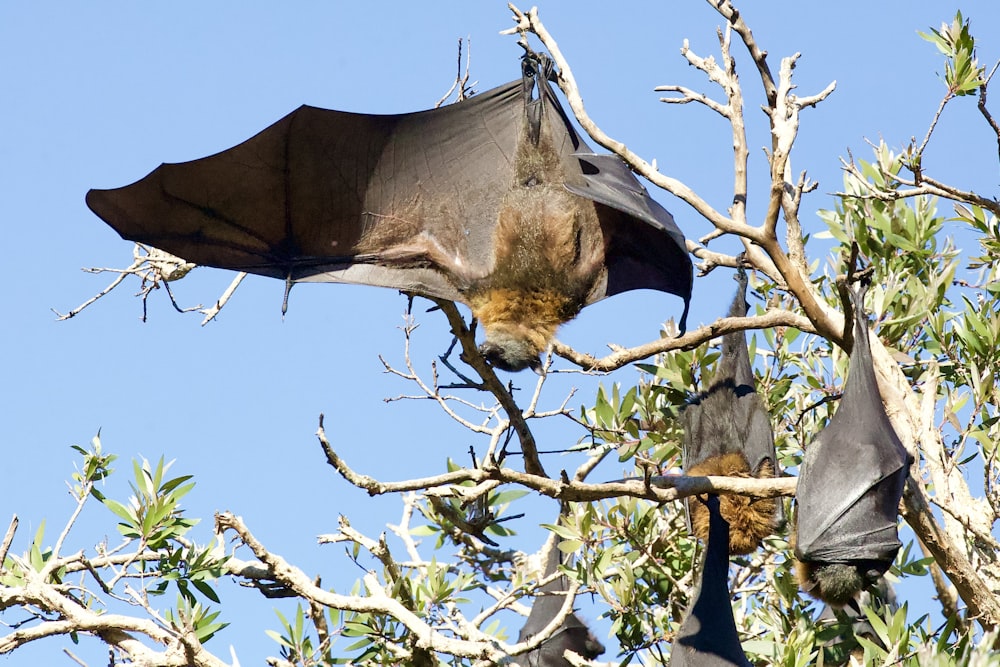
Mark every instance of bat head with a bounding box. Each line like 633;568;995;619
794;560;890;607
478;336;544;373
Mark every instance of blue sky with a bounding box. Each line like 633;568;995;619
2;2;997;665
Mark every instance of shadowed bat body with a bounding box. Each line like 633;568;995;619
670;494;751;666
682;269;781;554
517;542;604;666
793;282;912;606
85;56;692;372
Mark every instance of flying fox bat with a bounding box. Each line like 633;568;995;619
670;494;751;667
85;56;692;372
793;281;912;606
682;268;781;555
517;541;604;666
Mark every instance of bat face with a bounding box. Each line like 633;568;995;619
682;270;781;553
85;56;692;371
518;543;605;666
670;495;752;667
793;283;912;606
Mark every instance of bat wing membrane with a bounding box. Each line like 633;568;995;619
86;81;526;300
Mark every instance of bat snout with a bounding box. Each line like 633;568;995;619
477;340;543;374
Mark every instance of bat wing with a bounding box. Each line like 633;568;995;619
87;58;692;325
565;153;691;317
670;495;751;667
794;429;907;562
86;80;527;302
794;283;911;564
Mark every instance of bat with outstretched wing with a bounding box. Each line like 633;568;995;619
793;281;912;606
86;55;692;372
670;494;752;666
517;540;604;666
682;267;781;554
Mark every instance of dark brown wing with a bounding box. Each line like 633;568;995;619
86;81;528;302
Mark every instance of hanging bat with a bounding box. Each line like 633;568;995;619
682;267;781;554
517;540;604;666
793;281;912;606
85;56;692;372
669;494;751;666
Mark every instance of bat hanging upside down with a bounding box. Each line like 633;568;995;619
681;267;782;555
86;55;693;372
793;280;912;606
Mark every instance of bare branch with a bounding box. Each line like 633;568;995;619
428;298;547;477
505;4;742;237
553;309;814;372
902;477;1000;631
216;511;513;662
200;272;247;325
0;515;16;571
316;424;795;505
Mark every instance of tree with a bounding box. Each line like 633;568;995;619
3;2;999;665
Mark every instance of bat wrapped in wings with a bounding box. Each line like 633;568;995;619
669;494;751;667
86;55;692;372
682;267;781;554
517;539;604;666
793;281;912;606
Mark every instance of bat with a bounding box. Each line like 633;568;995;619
517;540;604;666
669;494;751;666
682;267;781;554
85;55;693;372
793;281;912;606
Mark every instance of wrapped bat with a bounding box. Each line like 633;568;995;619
517;540;604;666
793;281;913;606
86;55;693;372
670;494;751;666
682;268;781;554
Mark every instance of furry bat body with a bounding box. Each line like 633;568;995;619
86;56;692;372
793;282;912;606
682;269;781;554
670;494;751;666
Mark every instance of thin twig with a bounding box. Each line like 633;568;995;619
0;516;17;570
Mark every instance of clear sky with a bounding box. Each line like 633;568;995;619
2;2;997;665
